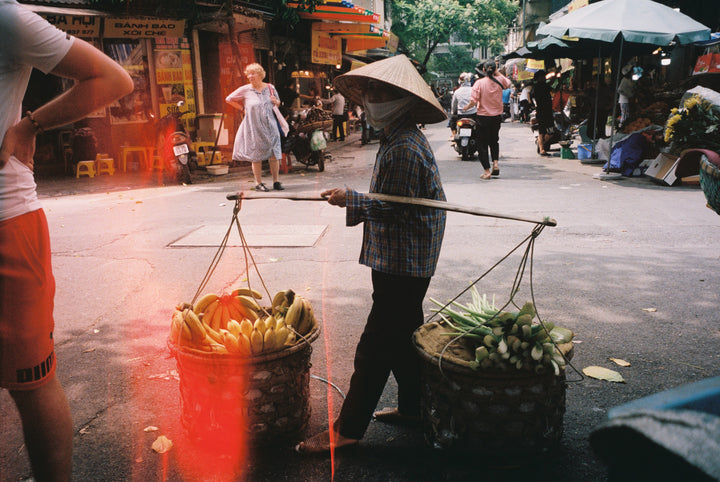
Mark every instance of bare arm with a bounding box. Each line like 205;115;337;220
0;38;134;168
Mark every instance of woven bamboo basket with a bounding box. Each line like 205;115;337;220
296;119;332;134
412;322;568;464
168;327;319;446
699;153;720;215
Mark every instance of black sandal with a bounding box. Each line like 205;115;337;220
255;183;269;192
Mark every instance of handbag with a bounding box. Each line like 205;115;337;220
270;85;290;136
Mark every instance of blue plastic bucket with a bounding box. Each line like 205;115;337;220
577;143;593;160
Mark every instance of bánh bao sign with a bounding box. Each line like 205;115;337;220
105;18;186;38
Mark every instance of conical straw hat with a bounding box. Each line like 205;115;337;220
334;55;447;124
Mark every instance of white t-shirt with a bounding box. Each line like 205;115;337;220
0;0;74;221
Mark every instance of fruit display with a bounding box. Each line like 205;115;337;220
170;288;318;356
430;287;574;376
622;117;652;133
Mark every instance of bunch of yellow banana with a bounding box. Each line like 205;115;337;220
170;288;317;356
281;292;317;337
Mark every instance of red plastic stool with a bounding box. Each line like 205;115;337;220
280;153;292;174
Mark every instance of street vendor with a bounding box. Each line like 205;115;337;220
295;54;447;455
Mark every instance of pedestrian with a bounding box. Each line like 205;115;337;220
225;63;285;192
295;54;447;455
462;60;511;178
531;70;553;156
277;78;299;118
0;2;133;480
617;66;635;129
519;82;533;123
320;88;346;142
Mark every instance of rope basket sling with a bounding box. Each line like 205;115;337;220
411;222;576;465
168;197;319;446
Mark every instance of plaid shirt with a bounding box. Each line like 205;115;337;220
346;120;446;278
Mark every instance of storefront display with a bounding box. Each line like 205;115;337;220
154;37;196;135
105;40;152;124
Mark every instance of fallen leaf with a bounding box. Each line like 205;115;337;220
82;348;96;353
609;357;631;367
642;307;657;312
583;366;625;383
144;426;159;432
151;435;173;454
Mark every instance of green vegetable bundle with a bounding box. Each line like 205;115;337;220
430;287;574;375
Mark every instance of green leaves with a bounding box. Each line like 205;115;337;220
391;0;519;69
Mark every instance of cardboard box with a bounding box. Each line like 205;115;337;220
644;153;680;185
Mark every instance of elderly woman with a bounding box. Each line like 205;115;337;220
225;63;284;191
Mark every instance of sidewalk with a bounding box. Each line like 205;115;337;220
36;130;362;199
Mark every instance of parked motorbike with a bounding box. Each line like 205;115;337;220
451;115;478;161
530;110;575;153
155;101;197;184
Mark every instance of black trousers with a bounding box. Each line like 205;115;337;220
474;114;502;170
334;270;431;439
332;114;345;140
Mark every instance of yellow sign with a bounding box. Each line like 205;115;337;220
527;59;545;70
311;30;341;66
104;18;186;38
40;14;100;38
518;70;534;81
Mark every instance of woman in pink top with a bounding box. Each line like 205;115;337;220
463;61;511;179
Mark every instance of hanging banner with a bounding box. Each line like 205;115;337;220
526;59;545;70
105;18;185;38
154;37;195;133
311;31;341;66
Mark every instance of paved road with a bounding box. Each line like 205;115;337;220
2;121;719;481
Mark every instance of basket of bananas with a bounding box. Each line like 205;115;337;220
412;289;574;464
168;288;320;446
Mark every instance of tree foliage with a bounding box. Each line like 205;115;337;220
392;0;519;68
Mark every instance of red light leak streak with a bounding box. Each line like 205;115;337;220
321;211;338;480
130;318;249;481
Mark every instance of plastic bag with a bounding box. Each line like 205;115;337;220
310;129;327;151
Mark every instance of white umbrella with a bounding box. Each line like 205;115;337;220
536;0;711;178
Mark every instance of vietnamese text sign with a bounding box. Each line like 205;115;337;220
105;18;185;38
40;14;100;38
311;31;341;66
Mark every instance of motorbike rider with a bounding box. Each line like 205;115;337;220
450;73;476;137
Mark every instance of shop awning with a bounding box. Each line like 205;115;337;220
286;1;380;23
25;5;108;17
311;22;388;53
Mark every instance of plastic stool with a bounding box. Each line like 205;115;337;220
76;161;96;178
96;157;115;176
196;153;206;166
151;156;164;171
280;153;292;174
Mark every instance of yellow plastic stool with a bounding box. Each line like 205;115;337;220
151;156;164;171
96;157;115;176
76;161;96;178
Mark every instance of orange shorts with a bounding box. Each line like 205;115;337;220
0;209;56;390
